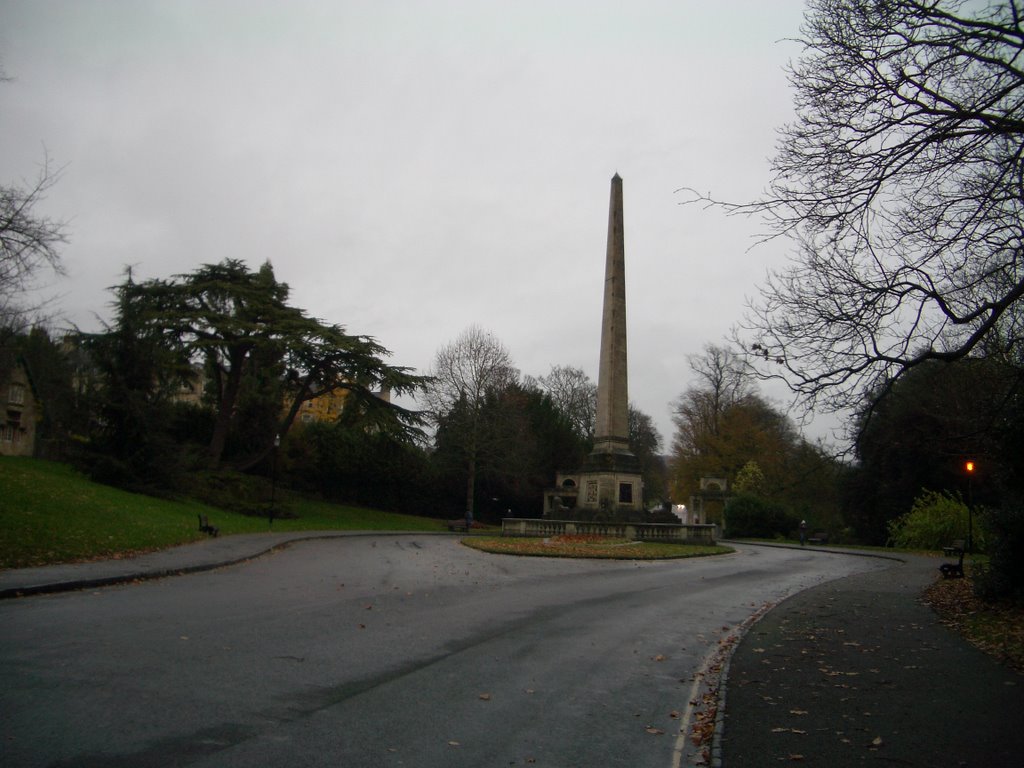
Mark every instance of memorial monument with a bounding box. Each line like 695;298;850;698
546;173;644;520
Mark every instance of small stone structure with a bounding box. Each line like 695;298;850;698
689;477;730;527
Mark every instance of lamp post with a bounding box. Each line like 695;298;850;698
965;459;975;553
269;433;281;528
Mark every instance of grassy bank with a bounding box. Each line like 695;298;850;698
0;457;445;569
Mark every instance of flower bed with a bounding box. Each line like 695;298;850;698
462;535;732;560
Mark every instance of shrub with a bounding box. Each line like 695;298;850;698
886;489;977;550
184;470;293;518
974;501;1024;601
725;494;796;538
733;461;766;496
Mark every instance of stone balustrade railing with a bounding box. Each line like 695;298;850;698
501;518;716;544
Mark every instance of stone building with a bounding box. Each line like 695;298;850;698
0;354;40;457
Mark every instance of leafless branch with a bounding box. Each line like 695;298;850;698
689;0;1024;418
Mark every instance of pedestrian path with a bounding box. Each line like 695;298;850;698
718;550;1024;767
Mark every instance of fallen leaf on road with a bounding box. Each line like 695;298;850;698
669;710;681;719
654;654;666;662
448;741;460;747
645;727;665;735
871;736;883;747
479;693;491;701
789;710;808;715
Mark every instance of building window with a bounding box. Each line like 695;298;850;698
8;383;25;406
618;482;633;504
586;481;598;504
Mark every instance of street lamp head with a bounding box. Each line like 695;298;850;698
965;460;975;473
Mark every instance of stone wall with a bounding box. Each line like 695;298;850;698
502;518;716;545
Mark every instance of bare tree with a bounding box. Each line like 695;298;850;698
691;344;752;427
684;0;1024;417
534;364;597;441
425;325;517;523
673;344;752;446
669;344;815;514
1;159;67;335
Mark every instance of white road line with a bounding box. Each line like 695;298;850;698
671;642;719;768
671;600;777;768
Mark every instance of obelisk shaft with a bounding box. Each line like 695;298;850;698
593;173;631;454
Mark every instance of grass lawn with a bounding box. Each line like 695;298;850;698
0;456;446;569
463;533;734;560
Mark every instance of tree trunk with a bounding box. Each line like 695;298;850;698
465;453;476;524
234;381;313;472
207;356;245;467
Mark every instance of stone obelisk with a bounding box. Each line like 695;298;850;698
578;173;642;517
593;173;632;458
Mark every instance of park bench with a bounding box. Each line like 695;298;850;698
939;540;965;579
447;519;472;532
807;531;829;545
198;514;219;537
942;539;965;556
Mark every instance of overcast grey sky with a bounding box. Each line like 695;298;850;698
1;0;818;447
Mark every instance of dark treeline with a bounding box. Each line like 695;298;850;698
6;259;1024;601
5;261;667;524
667;343;1024;599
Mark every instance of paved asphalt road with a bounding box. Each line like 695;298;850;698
1;537;887;768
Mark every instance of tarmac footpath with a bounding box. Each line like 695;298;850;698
718;552;1024;767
